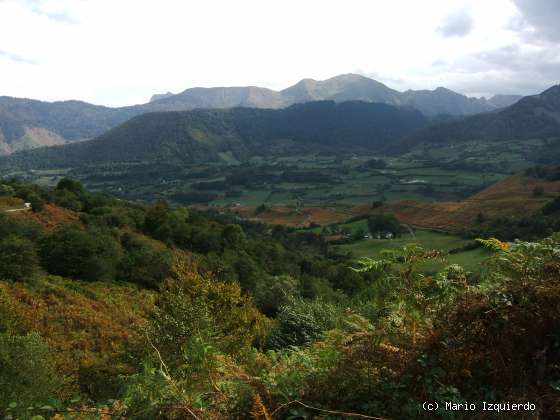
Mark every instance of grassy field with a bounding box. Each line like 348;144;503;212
12;138;544;210
336;230;492;273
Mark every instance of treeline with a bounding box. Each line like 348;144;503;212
0;177;376;308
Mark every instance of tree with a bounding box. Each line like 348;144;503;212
119;233;172;289
56;177;85;196
222;224;246;248
0;184;15;197
0;236;40;282
40;226;121;281
27;193;45;213
255;275;300;316
367;214;401;237
144;201;170;236
51;188;83;211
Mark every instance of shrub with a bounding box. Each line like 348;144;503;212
40;226;122;281
28;193;45;213
151;253;266;367
0;236;40;282
267;297;343;349
0;332;63;408
119;233;172;289
56;177;86;196
367;213;402;237
0;184;15;197
255;275;300;317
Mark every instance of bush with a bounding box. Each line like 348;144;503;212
40;226;122;281
56;177;86;196
119;234;172;289
0;184;15;197
144;201;169;236
0;332;63;408
28;193;45;213
367;214;402;237
267;297;342;349
255;275;300;317
0;236;40;282
51;188;83;211
151;254;265;366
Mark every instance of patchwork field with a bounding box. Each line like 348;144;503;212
374;174;560;231
11;138;545;210
227;173;560;235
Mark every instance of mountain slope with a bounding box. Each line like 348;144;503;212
0;101;427;170
0;74;524;155
153;74;513;117
393;85;560;153
487;94;522;108
280;74;402;104
0;97;139;154
144;86;285;111
401;87;496;116
370;173;560;232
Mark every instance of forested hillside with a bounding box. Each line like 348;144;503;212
394;85;560;154
0;97;139;154
0;101;427;170
1;178;559;418
0;74;522;155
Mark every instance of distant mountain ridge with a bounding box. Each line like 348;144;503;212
393;84;560;154
151;74;521;117
0;74;524;155
0;100;428;170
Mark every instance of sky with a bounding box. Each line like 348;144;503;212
0;0;559;107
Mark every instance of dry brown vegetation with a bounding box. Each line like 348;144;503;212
376;175;560;231
11;203;82;231
229;175;560;232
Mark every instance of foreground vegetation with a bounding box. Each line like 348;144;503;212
1;178;559;418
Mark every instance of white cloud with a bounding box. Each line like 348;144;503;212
0;0;556;106
0;48;37;64
511;0;560;43
437;10;474;37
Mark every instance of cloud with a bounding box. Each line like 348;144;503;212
510;0;560;43
22;0;78;24
437;10;474;37
38;10;78;24
0;48;36;64
446;43;560;96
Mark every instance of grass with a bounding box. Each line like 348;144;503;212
337;230;492;273
13;139;542;209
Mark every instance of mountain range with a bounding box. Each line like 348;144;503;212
2;83;558;175
0;74;522;155
147;74;521;116
395;84;560;153
0;101;428;170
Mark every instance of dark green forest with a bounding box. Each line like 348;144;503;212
0;101;427;171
